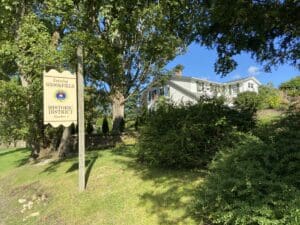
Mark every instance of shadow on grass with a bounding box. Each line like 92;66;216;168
41;152;99;187
0;148;28;157
12;148;32;167
111;145;205;225
85;154;98;188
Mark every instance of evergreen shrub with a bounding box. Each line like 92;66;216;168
102;116;109;135
194;112;300;225
138;97;252;168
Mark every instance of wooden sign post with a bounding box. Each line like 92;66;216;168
77;45;85;192
43;47;85;192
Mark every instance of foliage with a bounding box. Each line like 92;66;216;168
192;1;300;75
138;97;251;168
174;64;184;73
26;79;44;153
0;0;193;134
194;113;300;225
233;91;259;131
234;91;260;112
235;87;284;117
0;78;46;154
119;118;125;133
84;86;102;128
102;116;109;135
86;122;94;135
0;11;60;81
258;84;282;109
0;80;28;143
0;78;52;153
279;76;300;97
125;92;140;123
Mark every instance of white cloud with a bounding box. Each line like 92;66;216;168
247;66;260;76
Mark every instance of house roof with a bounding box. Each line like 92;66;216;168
170;75;261;85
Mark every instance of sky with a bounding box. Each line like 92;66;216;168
166;43;299;87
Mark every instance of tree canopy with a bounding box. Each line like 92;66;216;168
192;0;300;75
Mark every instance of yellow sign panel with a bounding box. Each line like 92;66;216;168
43;69;77;127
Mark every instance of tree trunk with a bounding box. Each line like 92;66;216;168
57;126;73;158
112;91;125;133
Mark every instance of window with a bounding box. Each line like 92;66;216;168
197;82;201;92
222;86;226;93
160;87;164;96
152;90;157;99
248;82;254;88
164;86;170;96
232;86;237;94
197;82;204;92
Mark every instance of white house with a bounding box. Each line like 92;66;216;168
146;72;261;109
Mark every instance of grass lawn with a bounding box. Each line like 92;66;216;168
0;144;203;225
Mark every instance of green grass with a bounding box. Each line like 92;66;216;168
0;145;203;225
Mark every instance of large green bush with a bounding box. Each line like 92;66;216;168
258;85;282;109
280;76;300;97
234;91;260;112
138;98;252;168
194;113;300;225
0;79;28;143
233;91;260;131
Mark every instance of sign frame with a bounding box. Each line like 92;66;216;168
43;69;77;127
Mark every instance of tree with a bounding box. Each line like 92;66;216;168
192;0;300;75
0;79;28;144
79;1;192;133
0;1;193;154
0;1;76;157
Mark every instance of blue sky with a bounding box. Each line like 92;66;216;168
166;43;299;87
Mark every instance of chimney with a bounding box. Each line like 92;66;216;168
175;69;182;77
174;64;184;77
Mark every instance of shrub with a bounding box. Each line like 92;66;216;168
102;116;109;135
233;91;261;131
258;85;282;109
119;118;125;133
234;91;260;112
138;97;251;168
86;122;94;134
279;76;300;97
194;113;300;225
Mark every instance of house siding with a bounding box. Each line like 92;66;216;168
169;85;197;105
146;76;261;109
